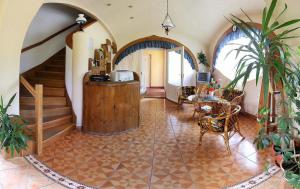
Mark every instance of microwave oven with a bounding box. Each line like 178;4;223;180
111;70;134;82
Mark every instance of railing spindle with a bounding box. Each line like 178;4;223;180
35;84;43;155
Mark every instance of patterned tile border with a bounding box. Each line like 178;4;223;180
25;155;95;189
224;165;281;189
25;154;280;189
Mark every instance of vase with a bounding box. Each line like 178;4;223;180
209;91;215;97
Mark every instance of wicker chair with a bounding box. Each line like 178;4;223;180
177;86;196;105
198;102;244;155
222;89;245;106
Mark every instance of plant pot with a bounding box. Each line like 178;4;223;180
273;145;283;166
0;140;35;159
279;158;300;189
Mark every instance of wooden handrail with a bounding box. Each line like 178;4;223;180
66;20;97;49
21;23;77;53
20;76;43;155
20;76;36;97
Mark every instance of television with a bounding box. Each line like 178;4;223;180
197;72;211;83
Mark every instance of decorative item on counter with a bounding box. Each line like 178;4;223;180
207;78;220;97
89;74;110;82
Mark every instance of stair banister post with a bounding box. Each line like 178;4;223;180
35;84;43;155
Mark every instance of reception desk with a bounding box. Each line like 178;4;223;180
83;72;140;134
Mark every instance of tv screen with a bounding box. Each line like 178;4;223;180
197;72;211;83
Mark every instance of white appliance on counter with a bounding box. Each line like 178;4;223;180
111;70;134;82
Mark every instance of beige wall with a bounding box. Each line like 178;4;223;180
144;49;165;87
0;0;43;114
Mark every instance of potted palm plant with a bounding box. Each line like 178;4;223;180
198;51;210;72
226;0;300;187
0;94;30;158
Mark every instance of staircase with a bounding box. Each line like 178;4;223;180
20;48;75;150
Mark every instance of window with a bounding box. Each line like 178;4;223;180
215;30;258;86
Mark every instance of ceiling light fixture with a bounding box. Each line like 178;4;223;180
161;0;175;35
76;14;87;31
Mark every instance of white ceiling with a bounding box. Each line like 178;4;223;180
72;0;266;48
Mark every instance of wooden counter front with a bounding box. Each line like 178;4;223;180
83;74;140;134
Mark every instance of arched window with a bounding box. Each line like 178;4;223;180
214;27;259;84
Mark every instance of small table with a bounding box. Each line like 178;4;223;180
187;94;222;103
188;94;226;119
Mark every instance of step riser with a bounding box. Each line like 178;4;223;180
51;60;65;65
44;88;66;97
21;97;67;106
43;124;75;148
43;116;73;129
36;72;65;80
30;79;65;88
45;66;65;72
26;115;73;130
21;108;71;119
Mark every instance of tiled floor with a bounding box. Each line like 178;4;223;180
0;98;289;189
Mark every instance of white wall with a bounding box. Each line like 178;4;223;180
22;3;80;48
20;3;81;73
65;21;113;103
21;27;76;73
65;22;113;126
65;46;73;99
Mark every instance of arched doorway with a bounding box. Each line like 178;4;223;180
0;0;114;114
113;35;198;71
113;36;198;102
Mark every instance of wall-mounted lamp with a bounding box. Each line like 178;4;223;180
76;14;87;31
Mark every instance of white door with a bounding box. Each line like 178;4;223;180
166;46;184;103
140;54;151;94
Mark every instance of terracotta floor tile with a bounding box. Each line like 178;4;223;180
0;98;285;189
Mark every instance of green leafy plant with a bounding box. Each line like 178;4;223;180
226;0;300;187
0;94;29;157
197;51;210;68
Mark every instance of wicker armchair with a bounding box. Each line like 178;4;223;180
177;86;196;105
198;102;244;155
222;89;245;106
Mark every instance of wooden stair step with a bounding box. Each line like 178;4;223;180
26;115;73;130
20;104;67;110
29;77;65;88
20;86;65;97
51;59;65;63
42;123;75;147
21;107;72;119
44;87;66;97
20;97;67;106
45;64;65;72
36;71;65;80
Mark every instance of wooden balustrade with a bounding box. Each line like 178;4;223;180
20;76;43;155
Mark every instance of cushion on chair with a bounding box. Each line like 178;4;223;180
222;89;243;102
181;86;196;98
